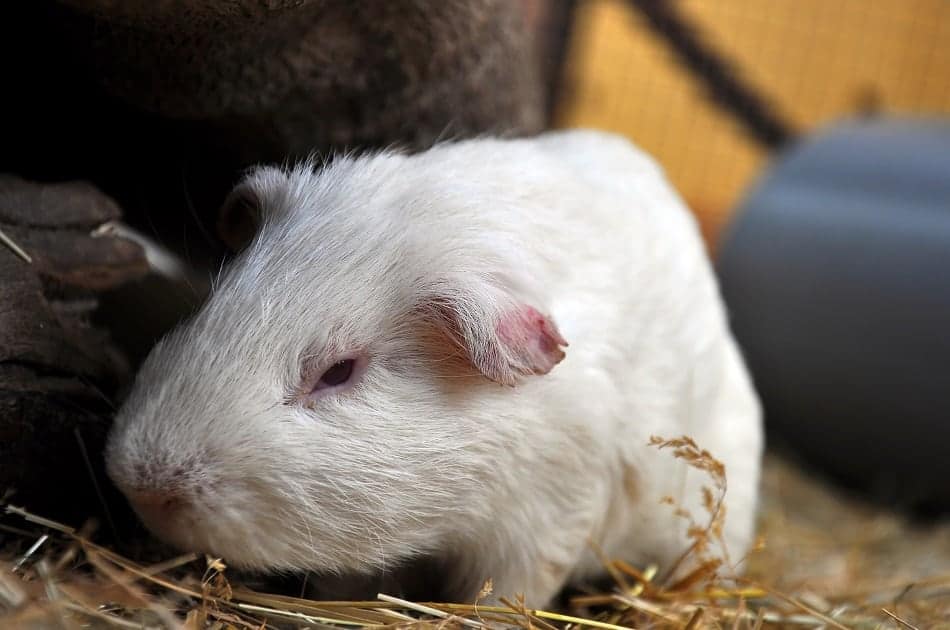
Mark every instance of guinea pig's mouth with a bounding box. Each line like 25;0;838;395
109;454;301;568
113;479;264;567
132;497;294;570
134;506;203;552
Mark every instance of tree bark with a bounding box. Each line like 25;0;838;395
0;176;147;524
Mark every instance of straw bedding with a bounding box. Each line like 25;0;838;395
2;437;948;629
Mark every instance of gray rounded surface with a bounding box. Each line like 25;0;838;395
717;118;950;512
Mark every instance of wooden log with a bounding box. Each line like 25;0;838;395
55;0;546;161
0;175;147;525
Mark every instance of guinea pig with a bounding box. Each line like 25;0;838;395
105;129;763;607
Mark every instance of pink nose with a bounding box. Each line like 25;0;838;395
125;488;186;525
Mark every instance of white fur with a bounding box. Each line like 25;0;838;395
106;130;763;606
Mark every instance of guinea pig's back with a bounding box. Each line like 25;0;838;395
529;131;761;574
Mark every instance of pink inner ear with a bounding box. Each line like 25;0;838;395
494;305;569;383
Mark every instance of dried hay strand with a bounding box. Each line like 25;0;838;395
0;226;32;263
2;436;949;629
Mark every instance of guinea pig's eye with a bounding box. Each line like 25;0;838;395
297;354;367;405
315;359;355;390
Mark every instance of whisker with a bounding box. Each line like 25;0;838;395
74;427;120;544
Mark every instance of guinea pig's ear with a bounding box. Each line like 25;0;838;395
217;166;287;251
424;284;568;386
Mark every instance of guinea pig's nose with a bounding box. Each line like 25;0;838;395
125;488;187;524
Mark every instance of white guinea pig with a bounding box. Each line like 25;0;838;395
106;129;763;607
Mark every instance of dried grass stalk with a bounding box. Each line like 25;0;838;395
3;436;949;629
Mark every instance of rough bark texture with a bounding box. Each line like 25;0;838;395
2;0;555;266
0;176;148;524
57;0;546;161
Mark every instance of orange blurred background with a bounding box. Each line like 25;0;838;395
554;0;950;248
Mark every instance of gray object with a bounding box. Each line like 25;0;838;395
717;118;950;512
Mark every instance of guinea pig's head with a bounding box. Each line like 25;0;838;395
106;152;567;575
